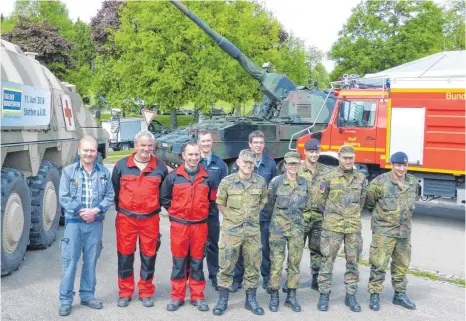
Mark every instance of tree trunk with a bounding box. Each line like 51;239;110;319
170;108;177;129
194;108;200;123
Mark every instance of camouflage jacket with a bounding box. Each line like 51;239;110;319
298;162;330;222
216;173;268;236
267;174;310;237
366;172;419;238
319;166;368;233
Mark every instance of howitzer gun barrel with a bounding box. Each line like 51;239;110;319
169;0;266;82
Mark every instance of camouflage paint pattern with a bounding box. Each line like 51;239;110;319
366;172;419;238
298;162;330;221
318;230;363;295
1;39;108;177
267;174;309;237
318;166;368;234
269;234;303;290
217;231;261;290
216;172;268;237
304;218;323;274
368;234;411;293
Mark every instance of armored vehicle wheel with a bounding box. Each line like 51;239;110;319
27;161;60;250
1;168;32;276
120;143;130;151
227;160;237;175
276;159;285;174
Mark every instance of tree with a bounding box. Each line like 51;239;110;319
443;0;465;50
2;18;73;80
328;0;456;79
90;0;125;53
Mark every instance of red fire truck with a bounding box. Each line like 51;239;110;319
293;63;465;205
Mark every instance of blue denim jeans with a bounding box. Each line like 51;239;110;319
59;221;103;305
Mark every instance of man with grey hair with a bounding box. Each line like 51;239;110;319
112;130;168;308
58;135;115;316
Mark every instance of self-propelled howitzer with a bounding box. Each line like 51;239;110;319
154;1;336;172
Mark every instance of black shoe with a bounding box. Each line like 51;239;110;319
191;300;209;311
262;279;272;294
311;271;319;291
230;282;242;293
269;290;279;312
213;287;230;316
245;288;264;315
58;304;72;317
81;299;103;309
369;293;380;311
317;293;329;311
345;293;361;312
167;300;185;311
140;297;154;308
285;288;301;312
393;292;416;310
211;278;219;291
282;282;289;293
117;297;131;308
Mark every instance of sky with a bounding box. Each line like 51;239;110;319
0;0;363;72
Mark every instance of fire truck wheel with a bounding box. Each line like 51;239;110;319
27;161;61;250
1;168;31;276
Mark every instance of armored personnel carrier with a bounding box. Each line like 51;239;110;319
1;40;109;276
155;1;336;172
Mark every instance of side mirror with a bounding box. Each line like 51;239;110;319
336;116;344;127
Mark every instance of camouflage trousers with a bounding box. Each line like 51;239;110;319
318;230;363;295
304;218;323;275
217;232;261;290
269;234;304;290
368;233;411;293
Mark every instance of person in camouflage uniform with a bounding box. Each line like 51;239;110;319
267;152;309;313
366;151;419;311
213;149;268;316
317;145;367;313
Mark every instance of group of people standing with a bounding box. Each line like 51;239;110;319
57;129;419;317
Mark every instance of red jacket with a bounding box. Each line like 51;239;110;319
160;164;215;222
111;153;168;217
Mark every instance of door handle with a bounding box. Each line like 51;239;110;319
365;136;375;140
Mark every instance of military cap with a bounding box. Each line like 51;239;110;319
238;149;256;162
304;138;321;150
339;144;355;157
390;151;408;164
284;151;301;164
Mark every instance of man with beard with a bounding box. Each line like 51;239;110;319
58;136;114;316
231;131;277;293
317;145;367;313
366;152;419;311
197;130;228;291
112;131;168;308
161;142;215;312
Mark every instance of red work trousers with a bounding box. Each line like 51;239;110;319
170;221;208;301
116;212;160;298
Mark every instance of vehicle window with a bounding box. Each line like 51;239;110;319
339;100;376;127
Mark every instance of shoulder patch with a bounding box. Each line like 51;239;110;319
319;182;326;193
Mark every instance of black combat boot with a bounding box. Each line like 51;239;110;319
262;279;272;294
269;290;279;312
369;293;380;311
285;289;301;312
317;293;329;311
393;292;416;310
345;293;361;312
281;282;289;293
213;287;229;316
245;288;264;315
311;270;319;291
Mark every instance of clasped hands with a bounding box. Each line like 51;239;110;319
79;208;100;223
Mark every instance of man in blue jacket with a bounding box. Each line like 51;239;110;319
58;136;114;317
231;130;277;292
198;129;228;291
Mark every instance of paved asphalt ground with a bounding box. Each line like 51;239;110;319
2;164;465;320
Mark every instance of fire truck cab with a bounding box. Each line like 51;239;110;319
294;52;465;205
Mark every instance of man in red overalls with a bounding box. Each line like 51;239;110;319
112;131;168;308
160;141;214;312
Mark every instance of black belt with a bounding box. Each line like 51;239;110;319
169;215;208;225
117;207;160;219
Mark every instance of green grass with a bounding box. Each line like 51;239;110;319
108;150;134;156
335;253;466;288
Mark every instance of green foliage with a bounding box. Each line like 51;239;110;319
329;0;464;80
